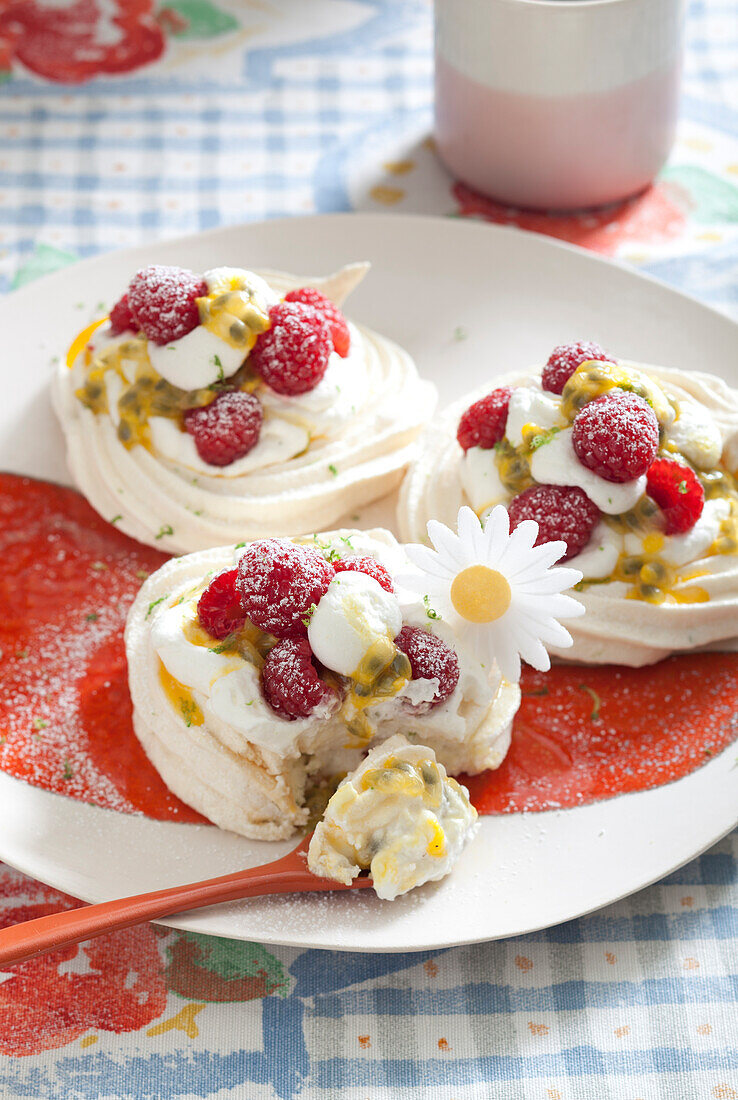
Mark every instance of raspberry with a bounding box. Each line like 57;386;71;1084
542;341;611;395
237;539;335;639
197;568;245;640
262;637;339;721
333;555;394;593
184;391;262;467
109;292;135;335
127;265;207;346
572;391;659;483
508;484;599;561
250;302;332;395
394;626;459;709
457;387;513;451
646;458;705;535
284;287;351;357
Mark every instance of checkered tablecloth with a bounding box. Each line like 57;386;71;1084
0;3;736;1098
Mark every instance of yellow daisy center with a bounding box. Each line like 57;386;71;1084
450;565;511;623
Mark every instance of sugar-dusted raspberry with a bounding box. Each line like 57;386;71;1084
394;626;459;709
457;387;513;451
572;390;659;483
646;458;705;535
284;287;351;357
262;637;340;720
542;341;611;394
109;292;135;335
127;264;207;346
197;568;245;640
237;539;335;639
184;391;262;467
333;555;394;593
250;302;332;396
508;483;599;560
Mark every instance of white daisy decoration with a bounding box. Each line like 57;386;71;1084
402;505;585;683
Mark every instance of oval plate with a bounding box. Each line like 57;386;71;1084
1;213;737;951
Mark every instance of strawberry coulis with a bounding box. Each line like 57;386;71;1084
0;473;203;822
0;472;736;824
462;657;738;813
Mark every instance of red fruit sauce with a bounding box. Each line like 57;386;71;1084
0;473;203;822
463;658;738;812
1;472;736;824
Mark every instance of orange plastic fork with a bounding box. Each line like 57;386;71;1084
0;834;372;966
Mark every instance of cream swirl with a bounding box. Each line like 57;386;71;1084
307;734;478;900
54;264;436;554
399;361;738;667
124;529;520;840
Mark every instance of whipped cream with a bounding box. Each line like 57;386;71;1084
307;735;478;900
148;325;245;392
308;571;403;677
665;399;723;470
400;360;738;666
125;530;520;839
505;382;563;448
55;264;436;554
460;445;507;513
148;268;278;390
529;426;647;514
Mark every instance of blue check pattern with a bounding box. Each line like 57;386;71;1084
0;1;736;1097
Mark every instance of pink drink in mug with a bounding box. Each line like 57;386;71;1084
435;0;685;211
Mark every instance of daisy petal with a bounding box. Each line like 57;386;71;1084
517;613;573;650
516;568;583;597
481;505;511;563
547;592;586;619
509;623;551;672
551;566;584;590
504;540;568;581
495;645;521;683
427;520;470;569
457;506;486;559
404;545;454;580
496;519;538;569
515;592;585;622
548;623;574;649
469;618;512;677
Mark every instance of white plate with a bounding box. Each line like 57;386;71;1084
1;214;737;952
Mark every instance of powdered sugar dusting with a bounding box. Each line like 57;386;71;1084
508;483;599;560
464;655;738;814
184;391;263;467
127;264;206;346
237;539;334;639
251;301;332;395
262;637;340;720
395;626;459;706
572;390;659;483
0;474;202;821
457;387;512;451
542;340;610;395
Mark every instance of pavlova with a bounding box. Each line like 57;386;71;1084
400;341;738;667
125;507;582;899
54;262;435;553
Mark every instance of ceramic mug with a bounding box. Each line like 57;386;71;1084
434;0;685;211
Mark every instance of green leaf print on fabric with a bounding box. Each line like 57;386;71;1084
662;165;738;224
165;931;291;1002
164;0;239;39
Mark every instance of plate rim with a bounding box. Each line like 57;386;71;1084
0;767;735;953
1;211;736;951
7;210;738;334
